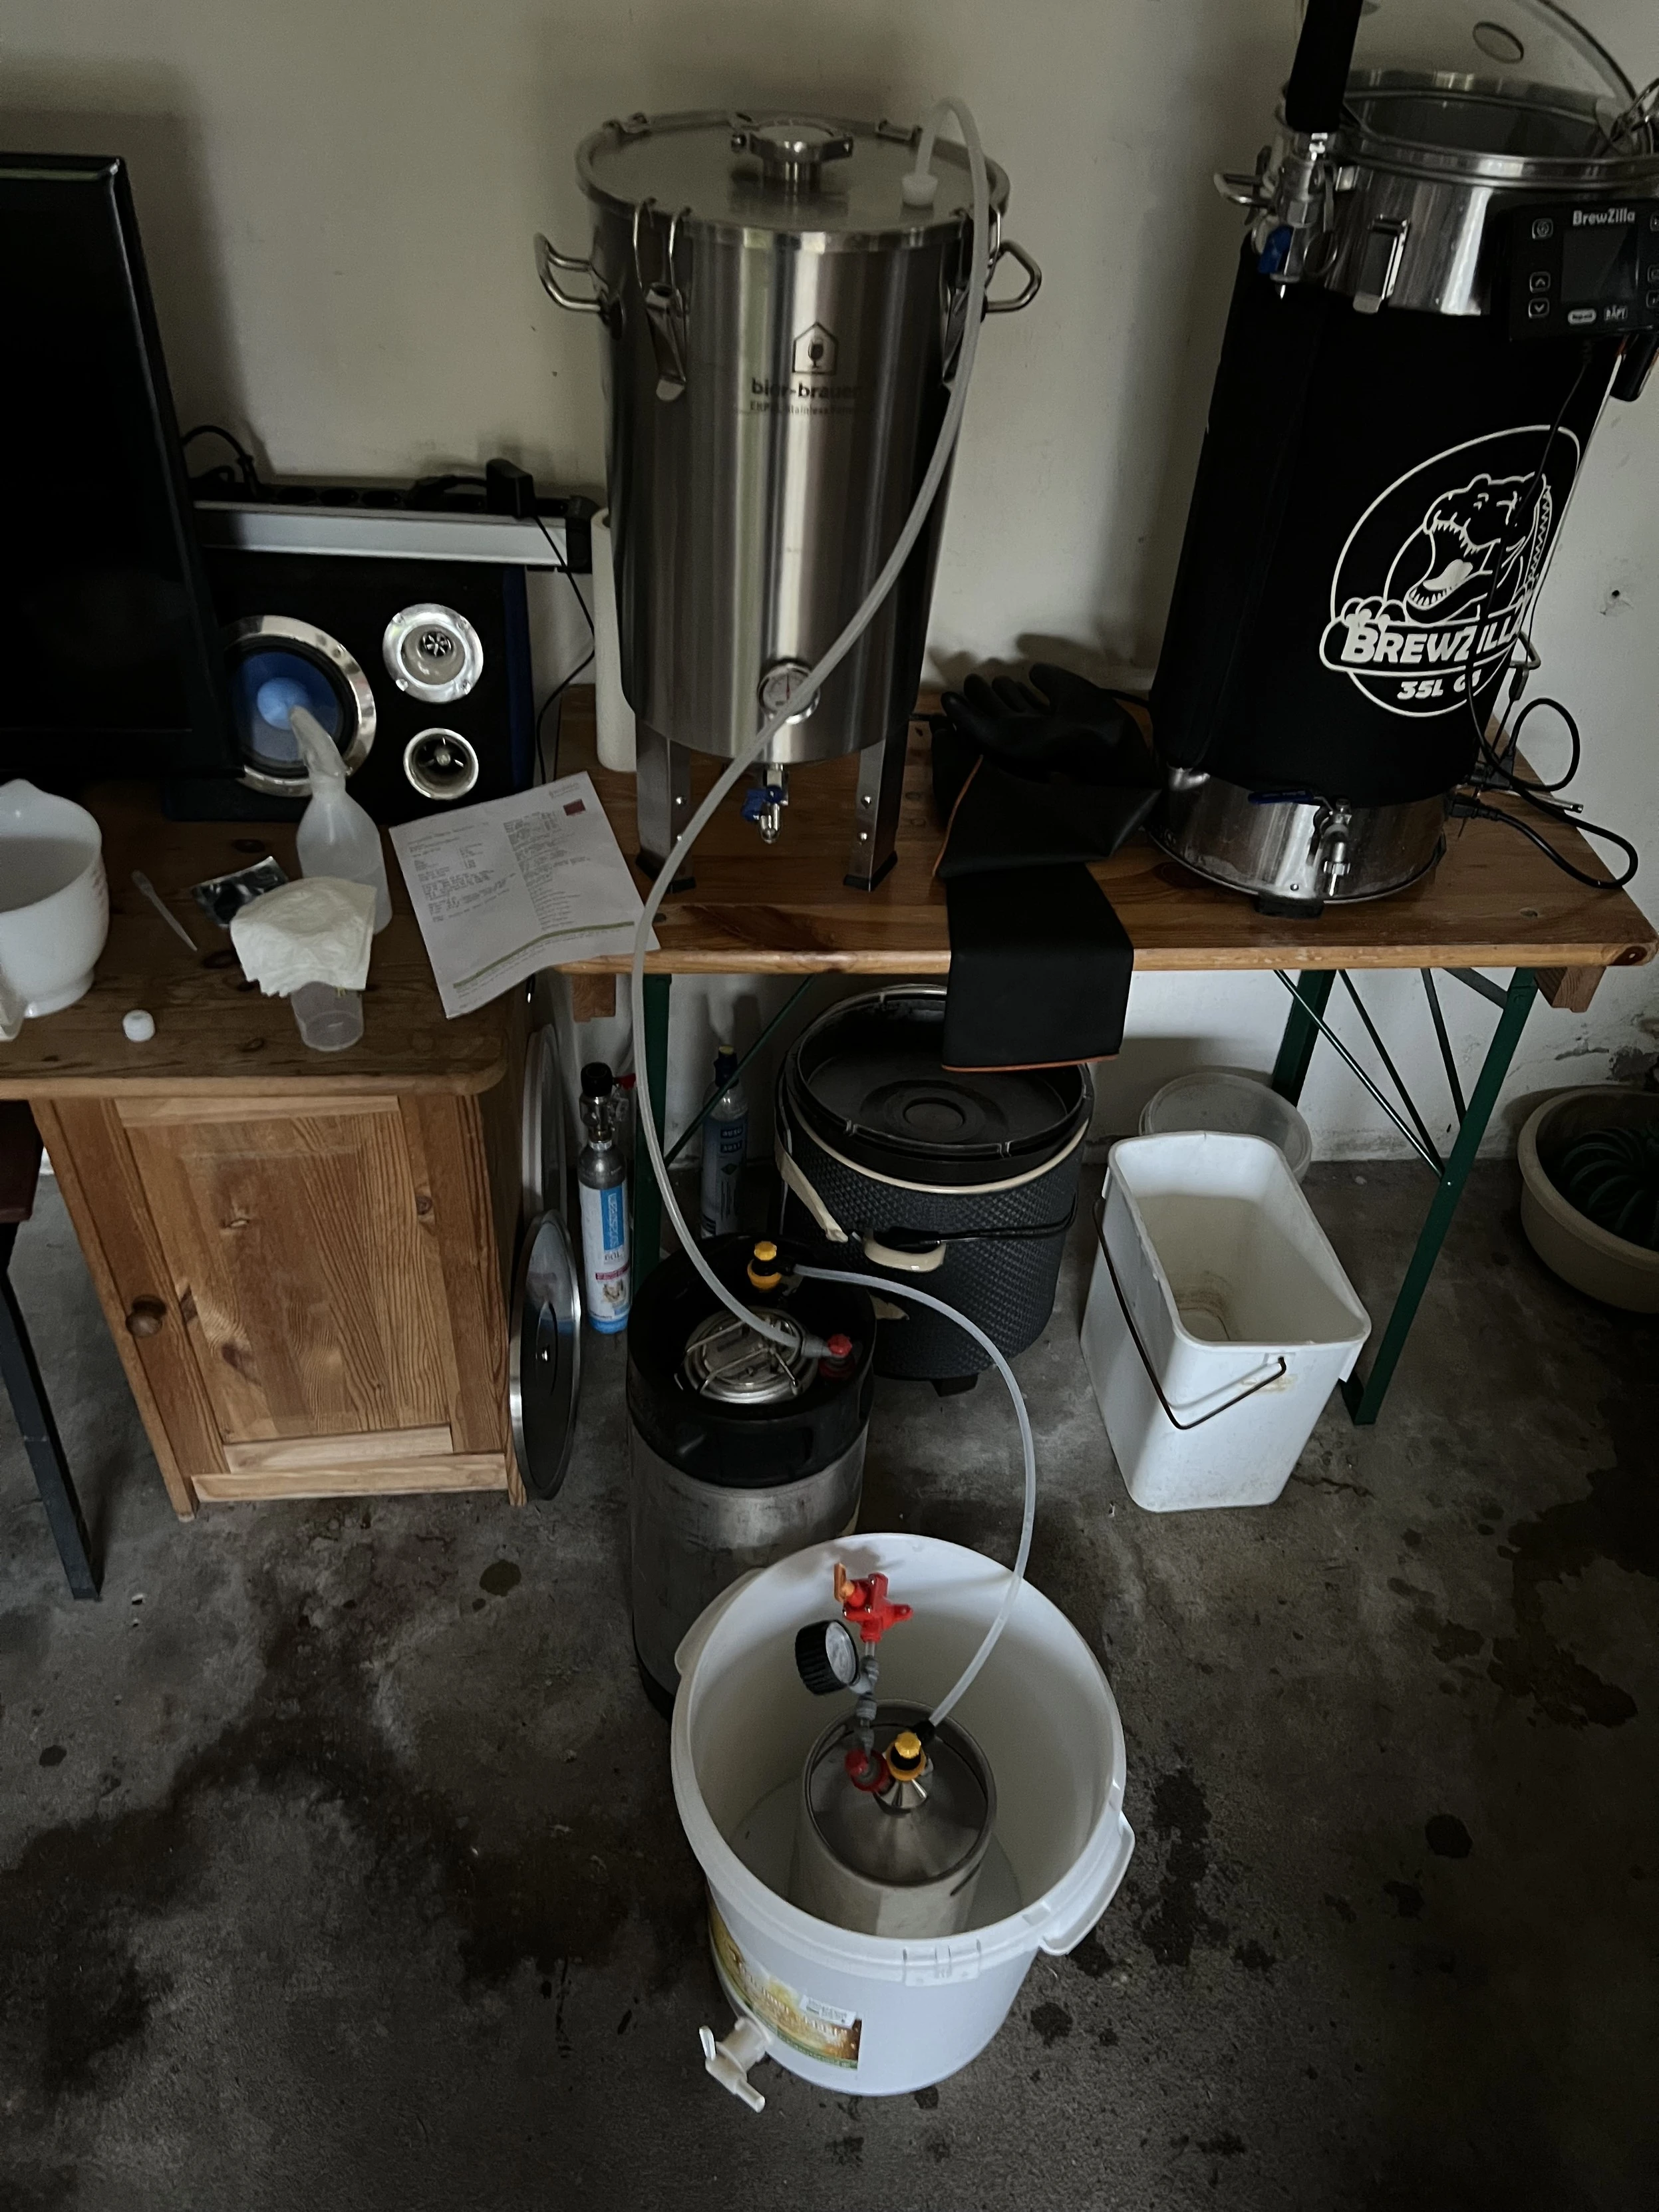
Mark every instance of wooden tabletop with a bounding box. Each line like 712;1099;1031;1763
2;690;1651;1101
550;693;1656;1007
0;788;512;1100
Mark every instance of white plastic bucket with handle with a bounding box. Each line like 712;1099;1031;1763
671;1534;1133;2103
1082;1132;1370;1511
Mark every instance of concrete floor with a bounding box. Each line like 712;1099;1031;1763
1;1161;1655;2211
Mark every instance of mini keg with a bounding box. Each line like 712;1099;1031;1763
627;1237;875;1708
788;1699;996;1939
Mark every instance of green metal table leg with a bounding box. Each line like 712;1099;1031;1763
1342;969;1537;1425
1271;969;1336;1104
633;973;672;1287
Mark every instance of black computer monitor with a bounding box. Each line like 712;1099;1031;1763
0;152;235;787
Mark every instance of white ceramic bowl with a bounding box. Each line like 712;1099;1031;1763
0;781;109;1034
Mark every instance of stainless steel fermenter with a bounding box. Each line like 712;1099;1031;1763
537;110;1038;885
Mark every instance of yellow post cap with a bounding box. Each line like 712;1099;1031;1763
753;1241;778;1261
887;1729;927;1779
747;1239;782;1291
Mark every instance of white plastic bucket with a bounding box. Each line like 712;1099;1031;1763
671;1535;1133;2099
1082;1133;1370;1511
1139;1068;1313;1182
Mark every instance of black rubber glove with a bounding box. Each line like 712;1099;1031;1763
937;663;1159;785
932;664;1159;877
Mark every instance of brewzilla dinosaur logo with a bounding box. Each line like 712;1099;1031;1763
1319;426;1580;717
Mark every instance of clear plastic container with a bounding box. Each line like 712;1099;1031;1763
1139;1070;1313;1182
291;982;363;1052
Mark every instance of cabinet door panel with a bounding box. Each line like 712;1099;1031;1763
118;1100;456;1442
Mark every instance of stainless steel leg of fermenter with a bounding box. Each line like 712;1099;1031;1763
635;722;695;889
844;723;909;891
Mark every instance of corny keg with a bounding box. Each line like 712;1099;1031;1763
537;110;1038;886
626;1236;875;1709
1151;0;1659;912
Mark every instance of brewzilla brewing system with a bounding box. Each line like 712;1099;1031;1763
1151;0;1659;911
538;109;1039;887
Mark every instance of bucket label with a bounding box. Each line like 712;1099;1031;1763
710;1903;863;2070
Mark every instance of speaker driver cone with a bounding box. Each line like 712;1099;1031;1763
223;615;375;796
403;727;481;802
382;603;484;704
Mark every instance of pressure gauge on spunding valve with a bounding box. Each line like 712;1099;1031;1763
796;1618;862;1695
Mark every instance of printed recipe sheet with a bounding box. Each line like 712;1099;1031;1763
389;774;652;1017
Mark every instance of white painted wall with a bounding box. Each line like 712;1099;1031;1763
6;0;1656;1153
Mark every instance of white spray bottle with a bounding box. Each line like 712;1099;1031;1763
290;705;392;933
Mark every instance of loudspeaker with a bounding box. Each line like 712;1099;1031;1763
167;548;535;822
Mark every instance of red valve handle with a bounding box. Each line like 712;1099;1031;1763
833;1563;913;1645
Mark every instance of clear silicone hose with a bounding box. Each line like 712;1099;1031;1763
794;1265;1036;1726
617;100;1034;1724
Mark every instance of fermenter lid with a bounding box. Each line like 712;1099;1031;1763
1338;0;1659;178
577;110;1009;243
788;986;1090;1176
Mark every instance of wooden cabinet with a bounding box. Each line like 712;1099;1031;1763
0;788;537;1516
35;1086;526;1513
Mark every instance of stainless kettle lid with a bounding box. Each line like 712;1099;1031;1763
577;109;1009;242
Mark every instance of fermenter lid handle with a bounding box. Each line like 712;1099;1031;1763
729;116;855;188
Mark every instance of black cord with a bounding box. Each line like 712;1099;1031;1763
1458;345;1591;770
1451;791;1639;889
1443;345;1640;893
409;470;488;502
535;509;595;635
181;422;262;494
528;508;598;783
1485;694;1582;796
533;647;595;783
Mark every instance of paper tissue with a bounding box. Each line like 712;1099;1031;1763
231;877;376;1051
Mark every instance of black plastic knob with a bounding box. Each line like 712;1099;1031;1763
795;1619;861;1696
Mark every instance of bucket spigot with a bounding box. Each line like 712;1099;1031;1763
700;2016;771;2112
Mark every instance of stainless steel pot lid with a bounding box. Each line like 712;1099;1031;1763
510;1211;582;1501
1340;0;1659;179
1350;0;1634;111
577;109;1008;243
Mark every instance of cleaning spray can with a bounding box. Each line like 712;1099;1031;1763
577;1060;631;1332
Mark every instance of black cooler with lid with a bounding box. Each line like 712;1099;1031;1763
776;987;1092;1384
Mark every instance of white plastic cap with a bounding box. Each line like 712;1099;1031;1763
901;170;939;207
122;1009;156;1042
